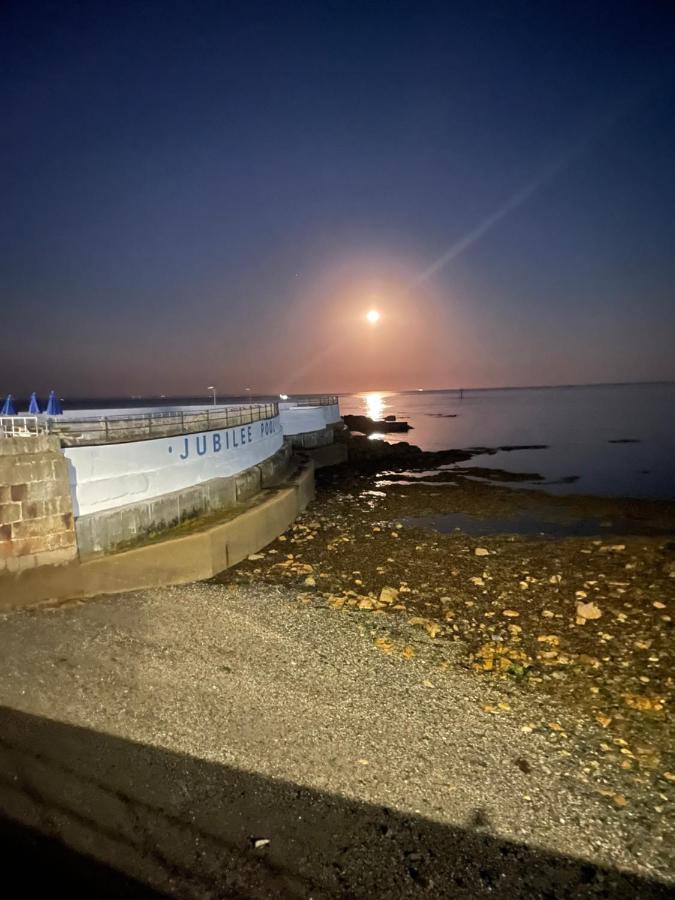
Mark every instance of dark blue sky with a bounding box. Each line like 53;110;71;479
2;0;674;396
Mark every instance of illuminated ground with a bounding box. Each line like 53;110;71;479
0;578;672;897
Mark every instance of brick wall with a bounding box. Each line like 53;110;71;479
0;434;77;573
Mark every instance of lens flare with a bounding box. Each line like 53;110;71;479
366;309;380;324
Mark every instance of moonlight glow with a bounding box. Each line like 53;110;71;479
366;309;381;324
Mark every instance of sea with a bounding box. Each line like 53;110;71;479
30;382;675;501
339;383;675;501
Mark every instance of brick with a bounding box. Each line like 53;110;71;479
0;463;34;485
25;480;69;501
49;533;77;551
10;484;29;502
0;525;11;541
28;497;66;517
0;503;22;525
0;434;58;456
0;539;13;559
16;535;56;555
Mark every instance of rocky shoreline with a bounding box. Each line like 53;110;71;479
220;432;675;831
0;431;672;896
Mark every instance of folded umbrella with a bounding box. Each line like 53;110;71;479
45;390;63;415
1;394;16;415
28;392;41;414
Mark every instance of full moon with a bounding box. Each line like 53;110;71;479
366;309;380;324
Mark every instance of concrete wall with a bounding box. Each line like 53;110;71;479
0;435;77;573
75;443;292;557
279;403;340;434
0;461;315;608
286;426;335;449
64;415;283;517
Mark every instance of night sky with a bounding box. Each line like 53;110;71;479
2;1;674;398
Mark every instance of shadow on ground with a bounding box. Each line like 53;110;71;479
0;705;669;898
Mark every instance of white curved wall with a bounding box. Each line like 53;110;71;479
279;402;341;434
65;416;283;516
279;406;325;435
322;402;341;425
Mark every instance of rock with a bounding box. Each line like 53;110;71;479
474;547;489;557
470;576;485;587
599;544;626;553
374;637;394;653
502;609;520;618
358;596;376;609
304;575;316;587
549;574;562;584
247;553;265;561
253;839;270;849
379;587;399;605
408;616;441;638
623;693;665;712
576;601;602;621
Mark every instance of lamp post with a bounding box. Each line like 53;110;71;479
207;385;216;406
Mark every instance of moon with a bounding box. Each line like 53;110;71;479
366;309;380;324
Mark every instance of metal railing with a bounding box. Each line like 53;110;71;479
45;403;279;447
290;395;339;407
0;416;45;437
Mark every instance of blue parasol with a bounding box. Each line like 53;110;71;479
28;392;41;414
1;394;16;415
45;390;63;415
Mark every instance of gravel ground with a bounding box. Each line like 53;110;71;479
0;580;673;897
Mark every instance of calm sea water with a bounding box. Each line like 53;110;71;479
339;384;675;500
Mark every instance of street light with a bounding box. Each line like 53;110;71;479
207;385;216;406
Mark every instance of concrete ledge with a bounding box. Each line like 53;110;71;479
287;427;334;450
0;461;315;609
300;442;348;469
75;445;292;558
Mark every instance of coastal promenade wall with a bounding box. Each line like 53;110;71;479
52;405;288;556
0;397;343;581
62;411;284;516
279;403;341;450
0;435;77;573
